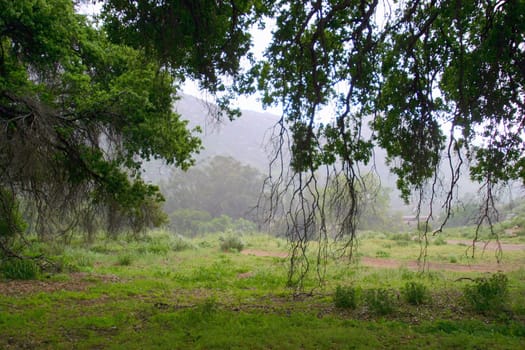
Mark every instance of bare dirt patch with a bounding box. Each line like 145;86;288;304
0;273;120;296
446;240;525;251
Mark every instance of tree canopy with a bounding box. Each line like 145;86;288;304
253;0;524;284
0;0;203;248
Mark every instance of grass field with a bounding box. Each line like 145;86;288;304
1;230;524;349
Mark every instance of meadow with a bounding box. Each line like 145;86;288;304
0;229;524;349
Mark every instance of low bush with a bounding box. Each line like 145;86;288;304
375;250;390;258
464;273;509;314
117;254;133;266
334;285;358;309
390;233;411;241
219;234;244;252
433;236;447;245
146;241;170;255
364;288;397;315
401;281;429;305
1;258;39;280
170;235;195;252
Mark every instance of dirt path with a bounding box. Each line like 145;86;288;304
446;240;525;251
241;249;522;273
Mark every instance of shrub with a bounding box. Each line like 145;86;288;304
417;221;432;233
147;241;170;255
117;254;133;266
464;273;508;314
390;233;411;241
364;288;397;315
219;234;244;252
170;235;194;251
1;258;39;280
433;236;447;245
375;250;390;258
49;256;80;273
334;285;358;309
0;188;27;255
401;281;429;305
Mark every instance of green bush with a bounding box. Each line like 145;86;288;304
219;234;244;252
433;236;447;245
390;233;412;241
464;273;509;314
334;285;358;309
146;241;170;255
0;188;27;254
375;250;390;258
170;235;195;251
401;281;429;305
49;256;80;273
117;254;133;266
364;288;397;315
1;258;39;280
417;221;432;233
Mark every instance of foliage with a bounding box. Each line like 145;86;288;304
464;273;509;314
219;233;245;252
401;281;430;306
375;250;390;258
0;188;27;256
116;254;133;266
0;0;201;240
333;285;358;309
168;209;256;237
0;258;39;280
446;197;483;228
433;237;447;246
259;0;524;189
364;288;397;315
163;156;265;225
101;0;262;119
170;235;195;252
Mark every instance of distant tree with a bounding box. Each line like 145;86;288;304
163;156;265;222
168;209;212;237
446;194;485;228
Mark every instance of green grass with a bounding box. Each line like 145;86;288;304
1;229;524;349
